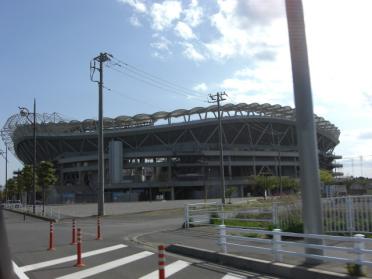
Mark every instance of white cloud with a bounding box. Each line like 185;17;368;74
204;0;287;60
150;1;182;31
193;82;208;92
118;0;147;13
150;35;172;58
181;42;205;61
219;49;293;105
183;0;203;27
151;35;171;51
299;0;372;175
129;15;142;27
174;21;196;40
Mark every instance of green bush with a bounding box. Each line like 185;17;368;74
346;263;365;277
210;212;219;224
283;220;303;233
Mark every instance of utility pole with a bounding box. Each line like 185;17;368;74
33;99;36;214
286;0;323;262
209;92;227;204
91;52;111;216
4;147;7;199
0;145;7;190
277;134;283;196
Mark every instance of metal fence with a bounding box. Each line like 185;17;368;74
218;225;372;267
4;203;61;220
185;195;372;234
184;201;221;228
184;201;272;228
274;195;372;234
322;195;372;234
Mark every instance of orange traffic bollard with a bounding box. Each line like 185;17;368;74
96;216;102;240
158;245;165;279
74;228;85;267
48;221;55;251
70;219;77;245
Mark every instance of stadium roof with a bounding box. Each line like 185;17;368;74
1;103;340;152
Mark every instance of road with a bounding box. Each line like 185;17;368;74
4;210;280;279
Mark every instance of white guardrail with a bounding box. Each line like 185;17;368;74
218;226;372;267
184;195;372;234
184;201;222;228
184;201;273;229
4;203;61;220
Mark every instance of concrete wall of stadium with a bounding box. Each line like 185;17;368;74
15;117;340;203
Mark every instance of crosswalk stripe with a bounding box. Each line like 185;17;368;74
13;261;30;279
21;244;127;272
138;260;190;279
55;251;154;279
222;273;246;279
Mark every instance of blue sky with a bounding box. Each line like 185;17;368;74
1;0;372;184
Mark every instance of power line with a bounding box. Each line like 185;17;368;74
102;85;163;111
106;64;205;102
110;56;202;96
106;57;205;101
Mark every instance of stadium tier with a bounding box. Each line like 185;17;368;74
2;103;341;201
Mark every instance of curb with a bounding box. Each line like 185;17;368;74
4;208;57;223
166;244;364;279
129;227;180;249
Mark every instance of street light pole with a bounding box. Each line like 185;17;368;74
33;99;36;214
18;99;37;214
285;0;323;261
0;146;7;188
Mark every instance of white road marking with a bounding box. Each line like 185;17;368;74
55;251;154;279
222;273;247;279
13;261;30;279
21;244;127;272
138;260;190;279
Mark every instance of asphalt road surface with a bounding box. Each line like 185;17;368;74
4;210;280;279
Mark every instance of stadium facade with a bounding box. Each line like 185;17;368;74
2;103;342;201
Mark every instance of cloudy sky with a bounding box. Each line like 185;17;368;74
0;0;372;183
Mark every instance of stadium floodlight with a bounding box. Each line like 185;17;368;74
18;106;30;118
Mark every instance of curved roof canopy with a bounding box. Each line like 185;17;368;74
2;103;340;153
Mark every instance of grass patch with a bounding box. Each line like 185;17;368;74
210;218;271;229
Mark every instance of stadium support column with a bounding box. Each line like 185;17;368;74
209;92;227;204
109;141;123;184
285;0;323;261
91;52;111;217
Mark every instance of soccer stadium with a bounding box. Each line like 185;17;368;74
1;103;342;202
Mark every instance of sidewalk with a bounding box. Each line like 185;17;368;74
137;225;372;277
44;198;248;218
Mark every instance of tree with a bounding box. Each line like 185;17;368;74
225;186;236;204
18;165;36;204
319;169;333;184
5;178;17;200
37;161;57;214
281;177;300;193
254;175;279;197
254;175;299;196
